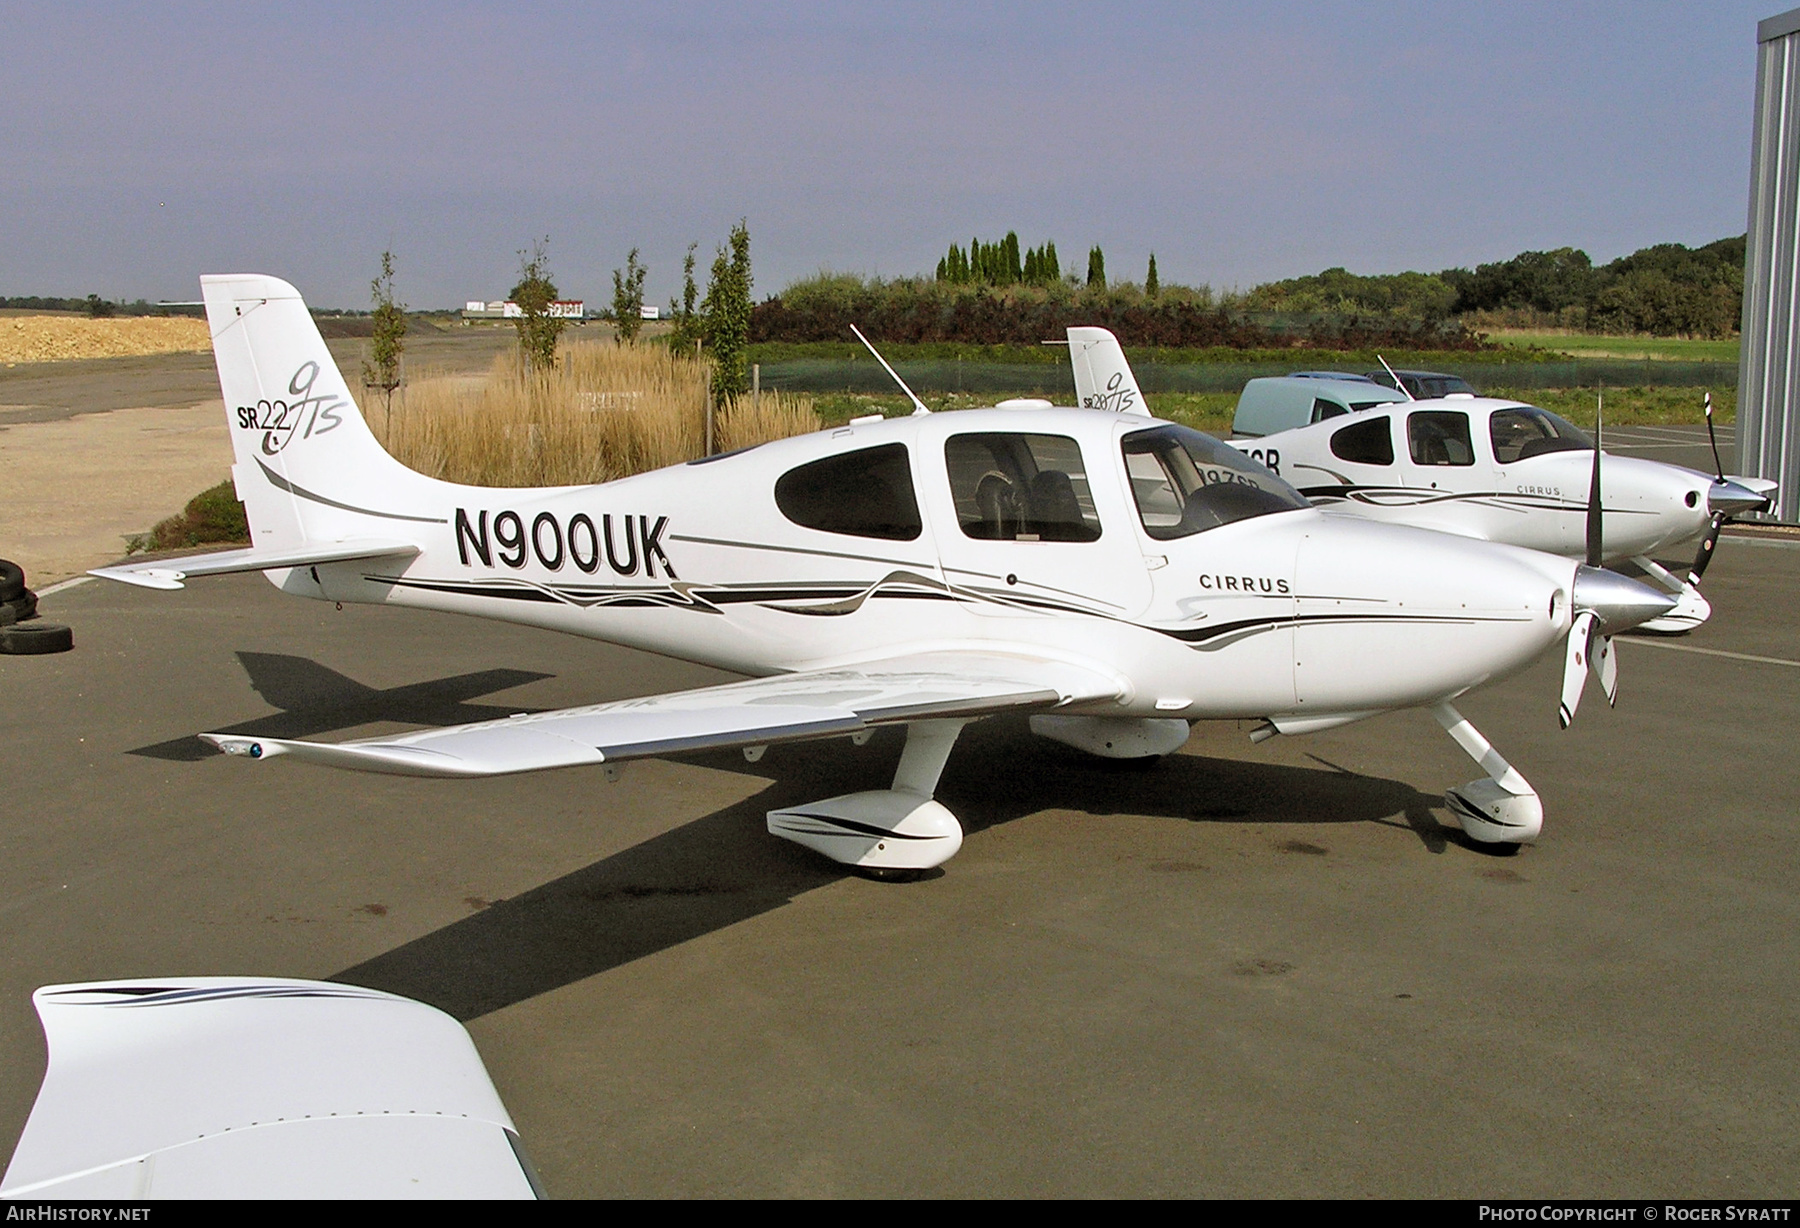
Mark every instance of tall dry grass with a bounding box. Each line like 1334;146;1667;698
371;341;820;487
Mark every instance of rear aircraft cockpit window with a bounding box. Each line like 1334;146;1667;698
1120;424;1308;540
1489;406;1593;464
1408;410;1475;466
1331;416;1394;466
775;443;922;540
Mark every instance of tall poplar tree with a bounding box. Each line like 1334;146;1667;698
361;249;407;430
611;248;647;343
702;220;752;402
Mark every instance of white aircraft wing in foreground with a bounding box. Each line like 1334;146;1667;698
207;650;1125;871
0;978;539;1200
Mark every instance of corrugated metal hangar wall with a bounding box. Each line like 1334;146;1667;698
1741;6;1800;523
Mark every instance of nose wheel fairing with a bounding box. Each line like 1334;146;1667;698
1431;702;1543;844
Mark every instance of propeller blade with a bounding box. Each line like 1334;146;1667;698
1592;632;1617;706
1704;391;1724;482
1586;393;1604;567
1688;513;1725;585
1559;610;1597;729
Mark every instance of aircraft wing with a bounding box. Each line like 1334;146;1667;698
202;650;1126;778
91;540;420;590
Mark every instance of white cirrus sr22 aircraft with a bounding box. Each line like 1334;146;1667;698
94;277;1677;869
1069;333;1773;634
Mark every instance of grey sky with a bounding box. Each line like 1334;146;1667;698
0;1;1780;309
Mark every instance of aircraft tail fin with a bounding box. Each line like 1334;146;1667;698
201;274;441;554
1067;327;1151;416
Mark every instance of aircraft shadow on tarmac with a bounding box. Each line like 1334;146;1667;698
128;652;553;761
330;714;1458;1022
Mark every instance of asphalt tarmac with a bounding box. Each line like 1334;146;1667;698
2;532;1796;1197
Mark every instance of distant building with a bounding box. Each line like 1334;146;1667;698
461;299;585;322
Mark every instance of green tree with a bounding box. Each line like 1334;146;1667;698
702;220;752;403
1087;245;1106;289
668;242;701;348
84;293;114;318
360;249;408;429
1145;253;1159;298
511;238;565;373
611;247;647;343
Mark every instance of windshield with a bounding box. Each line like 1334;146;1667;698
1490;406;1593;464
1121;424;1309;540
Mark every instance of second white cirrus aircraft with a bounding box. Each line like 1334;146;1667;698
94;278;1676;872
1066;329;1771;634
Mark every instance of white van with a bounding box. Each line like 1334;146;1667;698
1231;376;1407;438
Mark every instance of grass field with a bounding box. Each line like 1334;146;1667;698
1486;330;1741;363
1483;385;1731;425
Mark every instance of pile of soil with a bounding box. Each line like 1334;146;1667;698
1;316;210;364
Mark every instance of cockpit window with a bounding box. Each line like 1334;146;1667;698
1120;424;1309;540
775;443;922;540
1408;410;1475;466
945;433;1101;541
1490;406;1594;464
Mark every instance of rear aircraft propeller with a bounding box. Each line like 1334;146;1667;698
1687;392;1769;585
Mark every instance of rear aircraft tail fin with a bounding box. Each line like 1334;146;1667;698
1067;326;1151;416
201;274;442;552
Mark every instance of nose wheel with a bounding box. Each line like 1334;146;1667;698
1431;703;1542;844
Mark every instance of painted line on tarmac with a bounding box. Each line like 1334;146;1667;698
37;575;94;597
1722;535;1800;550
1623;637;1800;668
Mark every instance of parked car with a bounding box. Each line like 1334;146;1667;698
1364;368;1478;399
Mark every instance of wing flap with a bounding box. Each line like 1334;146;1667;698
91;540;420;590
203;651;1123;778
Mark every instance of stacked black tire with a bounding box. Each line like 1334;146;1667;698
0;559;73;654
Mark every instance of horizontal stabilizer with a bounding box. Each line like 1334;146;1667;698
0;977;537;1199
90;540;420;590
204;651;1124;778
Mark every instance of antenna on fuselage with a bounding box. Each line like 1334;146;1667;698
850;324;930;416
1376;354;1415;401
